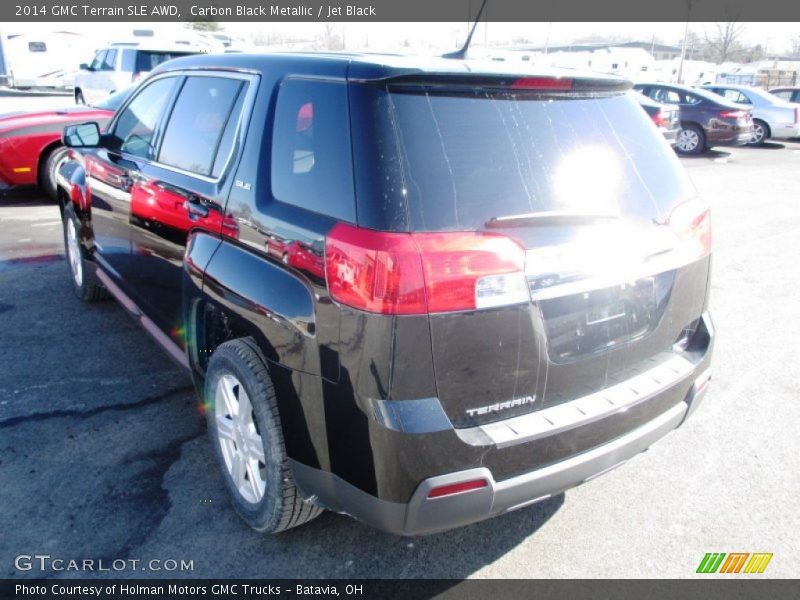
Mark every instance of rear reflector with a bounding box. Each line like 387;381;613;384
667;198;712;258
510;77;573;91
325;224;529;315
427;479;488;499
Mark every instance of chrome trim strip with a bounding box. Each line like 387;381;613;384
525;246;702;302
457;353;694;449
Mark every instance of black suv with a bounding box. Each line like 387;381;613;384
58;53;714;535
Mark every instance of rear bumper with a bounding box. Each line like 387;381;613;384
292;312;714;535
292;383;707;536
708;128;751;147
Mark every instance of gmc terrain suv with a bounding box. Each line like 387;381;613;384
58;53;714;535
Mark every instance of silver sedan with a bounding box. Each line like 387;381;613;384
702;84;800;145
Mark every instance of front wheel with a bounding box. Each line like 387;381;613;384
675;124;705;155
205;338;322;533
62;203;109;302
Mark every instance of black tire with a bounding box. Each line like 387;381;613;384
205;338;322;533
62;203;109;302
747;119;769;146
75;89;85;105
41;145;69;200
676;123;705;155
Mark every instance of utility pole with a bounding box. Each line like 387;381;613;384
677;0;697;84
677;20;690;83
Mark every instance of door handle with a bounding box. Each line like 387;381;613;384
185;197;209;218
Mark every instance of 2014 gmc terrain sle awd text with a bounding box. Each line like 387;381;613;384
56;52;714;535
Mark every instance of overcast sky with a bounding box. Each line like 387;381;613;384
9;21;800;54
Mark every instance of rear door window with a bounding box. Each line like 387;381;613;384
351;84;695;231
157;76;245;177
651;87;682;104
270;79;355;222
716;89;750;104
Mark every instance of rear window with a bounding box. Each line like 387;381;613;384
351;85;695;231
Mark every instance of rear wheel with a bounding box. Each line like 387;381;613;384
676;124;705;155
62;203;109;302
205;338;322;533
41;145;69;200
748;119;769;146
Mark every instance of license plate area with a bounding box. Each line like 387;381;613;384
539;272;673;364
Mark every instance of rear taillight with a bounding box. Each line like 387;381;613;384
651;110;668;128
668;199;712;258
511;77;573;91
719;109;748;120
795;107;799;125
325;223;529;315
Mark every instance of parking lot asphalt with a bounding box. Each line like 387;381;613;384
1;99;799;578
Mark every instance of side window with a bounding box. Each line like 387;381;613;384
653;88;681;104
772;90;791;101
120;49;136;73
109;76;177;158
734;91;751;104
682;93;703;105
102;49;117;71
89;50;106;71
270;79;355;222
158;76;245;177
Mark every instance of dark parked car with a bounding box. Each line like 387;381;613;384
58;54;714;535
634;82;753;155
629;90;681;146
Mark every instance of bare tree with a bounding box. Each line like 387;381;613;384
321;24;343;50
705;22;745;64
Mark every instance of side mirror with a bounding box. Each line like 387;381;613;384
79;63;91;71
63;122;101;148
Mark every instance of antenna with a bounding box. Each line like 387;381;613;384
442;0;488;60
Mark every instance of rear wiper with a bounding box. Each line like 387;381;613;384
485;211;620;228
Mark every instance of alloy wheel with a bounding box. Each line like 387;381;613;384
214;373;267;504
751;122;766;144
677;129;700;153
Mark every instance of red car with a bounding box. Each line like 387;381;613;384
0;88;130;199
